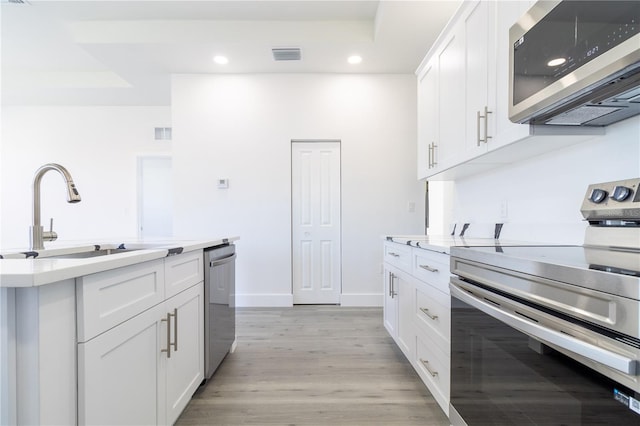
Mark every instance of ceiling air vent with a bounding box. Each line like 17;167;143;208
272;48;301;61
154;127;172;141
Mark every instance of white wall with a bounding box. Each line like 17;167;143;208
171;74;424;307
451;116;640;244
1;106;171;250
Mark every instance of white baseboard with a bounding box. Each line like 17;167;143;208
236;293;293;307
339;293;383;307
235;293;383;307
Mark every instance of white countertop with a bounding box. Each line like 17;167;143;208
385;235;547;255
0;236;239;288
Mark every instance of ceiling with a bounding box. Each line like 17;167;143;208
1;0;461;106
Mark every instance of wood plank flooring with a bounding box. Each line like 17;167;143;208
176;306;449;426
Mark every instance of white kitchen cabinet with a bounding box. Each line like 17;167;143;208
165;283;204;425
382;241;452;415
76;259;165;342
417;26;465;178
417;59;438;176
463;0;496;158
383;266;414;359
383;265;399;338
382;242;415;359
489;0;535;149
78;302;165;425
417;0;601;180
78;277;204;426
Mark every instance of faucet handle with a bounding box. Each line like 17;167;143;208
43;218;58;243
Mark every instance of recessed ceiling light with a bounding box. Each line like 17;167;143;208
348;55;362;65
547;57;566;67
213;55;229;65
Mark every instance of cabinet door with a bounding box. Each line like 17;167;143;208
490;0;531;149
78;303;166;426
417;60;438;179
165;283;205;425
436;26;465;171
383;265;398;338
396;271;415;359
464;0;495;158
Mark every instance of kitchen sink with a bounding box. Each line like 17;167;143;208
47;248;143;259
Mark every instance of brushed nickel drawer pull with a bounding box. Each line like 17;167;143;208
420;358;438;377
388;252;400;257
420;307;438;320
419;264;438;273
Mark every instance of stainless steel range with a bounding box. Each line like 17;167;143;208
449;178;640;426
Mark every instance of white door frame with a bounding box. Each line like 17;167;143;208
291;140;342;304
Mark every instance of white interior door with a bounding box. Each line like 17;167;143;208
138;156;172;239
292;141;341;304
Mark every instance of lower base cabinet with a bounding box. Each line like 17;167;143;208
383;241;451;416
78;283;204;425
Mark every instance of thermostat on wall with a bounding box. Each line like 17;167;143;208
217;178;229;189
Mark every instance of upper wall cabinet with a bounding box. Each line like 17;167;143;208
417;0;602;181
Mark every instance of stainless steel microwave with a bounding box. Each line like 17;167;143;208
509;1;640;126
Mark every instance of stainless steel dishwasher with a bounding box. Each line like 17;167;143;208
203;243;236;379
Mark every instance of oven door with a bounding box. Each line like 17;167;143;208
449;279;640;426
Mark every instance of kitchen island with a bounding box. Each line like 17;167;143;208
0;237;238;425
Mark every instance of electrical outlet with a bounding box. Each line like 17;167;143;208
500;200;508;219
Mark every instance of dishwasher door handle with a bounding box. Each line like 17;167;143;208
209;252;237;268
450;280;637;375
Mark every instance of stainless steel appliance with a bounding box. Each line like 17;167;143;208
204;244;236;380
509;1;640;126
449;178;640;425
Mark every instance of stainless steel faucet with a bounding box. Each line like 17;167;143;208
30;163;81;250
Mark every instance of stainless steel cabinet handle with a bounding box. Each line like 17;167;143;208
419;264;438;273
161;312;172;358
476;110;482;146
477;106;493;145
420;307;438;320
484;106;492;143
161;309;178;358
390;272;397;298
431;143;437;166
420;358;438;377
388;252;400;257
428;143;433;168
450;281;637;375
171;308;178;352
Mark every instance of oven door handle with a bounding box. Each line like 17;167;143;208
450;281;637;375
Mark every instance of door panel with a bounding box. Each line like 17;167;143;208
292;141;341;304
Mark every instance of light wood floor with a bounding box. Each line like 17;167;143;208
176;306;449;426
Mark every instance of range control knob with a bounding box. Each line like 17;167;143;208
611;185;632;202
589;188;608;204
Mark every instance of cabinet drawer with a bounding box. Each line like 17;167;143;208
412;249;451;294
384;242;412;273
414;282;450;353
165;250;204;299
415;329;450;415
77;259;165;342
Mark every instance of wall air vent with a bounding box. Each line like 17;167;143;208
154;127;172;141
272;48;301;61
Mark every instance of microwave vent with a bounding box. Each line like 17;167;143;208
545;106;622;126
